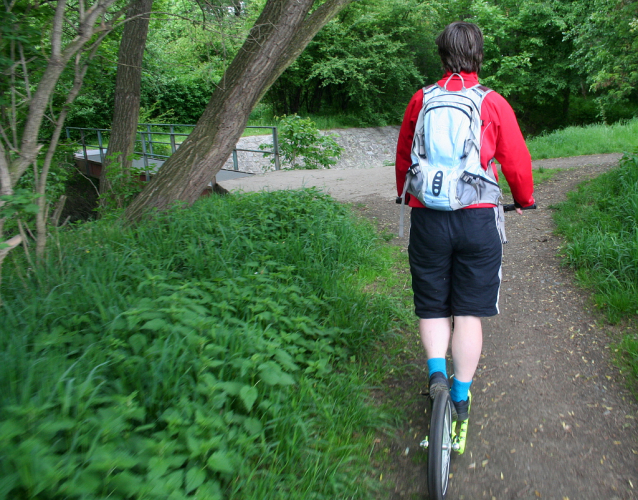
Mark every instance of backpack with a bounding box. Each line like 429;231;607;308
398;74;505;238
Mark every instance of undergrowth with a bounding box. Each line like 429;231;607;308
499;166;558;198
553;151;638;382
527;118;638;160
0;189;402;499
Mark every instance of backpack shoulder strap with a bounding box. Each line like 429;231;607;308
421;84;441;106
422;84;438;97
471;84;493;101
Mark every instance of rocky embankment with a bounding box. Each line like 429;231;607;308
223;126;400;173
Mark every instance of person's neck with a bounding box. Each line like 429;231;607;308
442;70;477;79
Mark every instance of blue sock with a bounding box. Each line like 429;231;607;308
427;358;447;378
450;378;472;403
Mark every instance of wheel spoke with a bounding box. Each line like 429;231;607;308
428;390;453;500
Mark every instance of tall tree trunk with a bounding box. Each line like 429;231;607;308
100;0;154;206
124;0;354;222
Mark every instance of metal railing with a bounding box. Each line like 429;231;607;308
66;123;280;178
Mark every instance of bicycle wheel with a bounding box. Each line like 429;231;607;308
428;389;453;500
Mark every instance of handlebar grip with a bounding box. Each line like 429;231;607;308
503;203;537;212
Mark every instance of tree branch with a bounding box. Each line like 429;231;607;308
9;0;122;186
51;0;68;58
0;142;11;198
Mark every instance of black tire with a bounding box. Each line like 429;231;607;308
428;390;453;500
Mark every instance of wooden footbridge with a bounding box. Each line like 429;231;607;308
66;123;281;183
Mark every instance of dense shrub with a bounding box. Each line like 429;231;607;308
0;189;395;499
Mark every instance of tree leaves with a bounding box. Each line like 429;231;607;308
185;467;206;494
259;361;296;386
207;451;236;474
239;385;259;411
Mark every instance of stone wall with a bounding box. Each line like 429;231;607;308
222;125;401;174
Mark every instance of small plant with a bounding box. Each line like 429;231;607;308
261;115;343;170
96;154;147;216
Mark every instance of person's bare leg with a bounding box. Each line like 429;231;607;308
419;317;452;359
451;315;483;382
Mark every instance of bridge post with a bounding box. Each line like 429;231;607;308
97;130;105;163
272;126;280;171
140;131;150;181
146;124;154;156
170;125;176;154
80;129;90;176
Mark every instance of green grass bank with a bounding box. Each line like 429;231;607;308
527;118;638;160
0;189;403;499
553;151;638;383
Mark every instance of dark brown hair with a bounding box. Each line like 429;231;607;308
435;22;484;74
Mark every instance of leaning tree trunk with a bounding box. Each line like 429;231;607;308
100;0;154;206
124;0;355;222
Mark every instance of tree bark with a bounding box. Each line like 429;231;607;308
124;0;355;222
100;0;154;204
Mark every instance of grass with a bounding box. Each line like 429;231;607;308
0;189;408;500
247;104;364;133
499;166;559;198
553;151;638;383
527;118;638;160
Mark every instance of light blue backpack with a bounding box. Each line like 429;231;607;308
399;74;505;238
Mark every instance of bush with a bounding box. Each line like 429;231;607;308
261;115;343;170
0;189;394;499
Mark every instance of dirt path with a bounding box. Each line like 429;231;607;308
220;153;637;498
359;157;638;499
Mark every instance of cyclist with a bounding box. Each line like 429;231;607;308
395;21;535;421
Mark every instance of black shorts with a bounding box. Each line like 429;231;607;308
408;207;503;318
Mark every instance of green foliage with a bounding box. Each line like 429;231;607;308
15;142;76;202
553;150;638;384
58;0;638;135
1;142;76;238
64;66;116;130
96;154;147;216
460;0;576;134
265;0;425;125
499;167;558;198
568;0;638;119
261;115;343;170
0;189;40;249
0;190;40;220
0;5;49;111
140;76;216;125
554;150;638;322
0;189;397;499
527;118;638;160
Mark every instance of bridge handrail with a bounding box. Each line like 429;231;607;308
66;124;280;176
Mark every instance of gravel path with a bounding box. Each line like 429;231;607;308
217;153;623;205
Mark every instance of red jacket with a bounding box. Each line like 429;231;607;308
396;71;535;209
